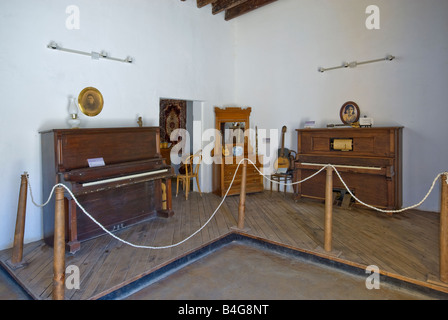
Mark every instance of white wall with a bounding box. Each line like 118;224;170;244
0;0;235;250
234;0;448;212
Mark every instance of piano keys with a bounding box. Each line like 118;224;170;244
294;127;403;211
40;127;174;253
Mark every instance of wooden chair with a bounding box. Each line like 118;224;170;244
270;150;296;197
176;151;202;200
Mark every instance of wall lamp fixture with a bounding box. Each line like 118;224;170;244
47;41;134;64
318;55;395;73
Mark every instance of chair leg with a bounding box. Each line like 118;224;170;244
185;178;189;200
284;176;287;195
176;178;179;197
196;177;202;196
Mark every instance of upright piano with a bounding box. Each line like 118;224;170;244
41;127;174;253
294;127;403;211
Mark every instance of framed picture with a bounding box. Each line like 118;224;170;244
340;101;360;125
78;87;104;117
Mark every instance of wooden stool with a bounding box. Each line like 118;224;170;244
270;172;293;197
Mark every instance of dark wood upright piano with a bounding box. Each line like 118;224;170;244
294;127;403;211
41;127;174;253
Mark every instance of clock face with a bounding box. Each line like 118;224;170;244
233;146;243;156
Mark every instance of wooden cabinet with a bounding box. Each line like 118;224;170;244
213;154;264;197
212;107;264;197
294;127;403;210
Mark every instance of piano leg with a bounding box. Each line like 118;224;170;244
293;165;303;202
157;177;174;218
386;166;396;213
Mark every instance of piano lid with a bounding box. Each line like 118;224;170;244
62;158;170;184
47;127;162;172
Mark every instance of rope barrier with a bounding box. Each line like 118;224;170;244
331;166;446;214
25;160;448;250
27;159;254;250
246;161;448;214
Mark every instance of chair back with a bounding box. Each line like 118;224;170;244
184;150;202;177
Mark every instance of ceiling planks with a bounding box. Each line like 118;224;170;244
196;0;216;8
225;0;278;21
182;0;278;20
212;0;248;15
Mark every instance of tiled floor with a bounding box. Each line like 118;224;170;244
0;266;30;300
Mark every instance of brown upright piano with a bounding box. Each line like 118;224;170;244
294;127;403;211
41;127;174;253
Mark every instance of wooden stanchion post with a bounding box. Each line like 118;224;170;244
53;186;66;300
237;159;248;230
10;173;28;269
440;174;448;283
324;166;333;252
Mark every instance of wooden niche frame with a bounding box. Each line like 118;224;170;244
212;107;263;197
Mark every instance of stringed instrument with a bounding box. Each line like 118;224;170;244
274;125;290;171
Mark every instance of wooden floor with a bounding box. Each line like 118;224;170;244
1;189;447;300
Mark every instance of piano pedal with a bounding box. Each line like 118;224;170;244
332;191;342;206
333;189;353;210
332;192;339;205
341;193;353;210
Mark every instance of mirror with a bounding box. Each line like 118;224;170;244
220;122;246;144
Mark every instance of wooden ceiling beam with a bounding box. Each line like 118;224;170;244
196;0;217;8
224;0;278;20
212;0;249;15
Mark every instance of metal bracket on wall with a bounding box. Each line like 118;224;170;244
318;54;395;73
47;41;134;64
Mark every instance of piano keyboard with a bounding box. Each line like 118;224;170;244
82;169;170;187
300;163;382;171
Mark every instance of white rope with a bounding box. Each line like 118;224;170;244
27;159;251;250
25;172;54;208
245;158;328;186
330;166;445;214
249;162;447;214
25;162;448;250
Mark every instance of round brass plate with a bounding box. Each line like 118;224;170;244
78;87;104;117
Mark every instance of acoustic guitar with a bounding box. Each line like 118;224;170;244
274;126;290;171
